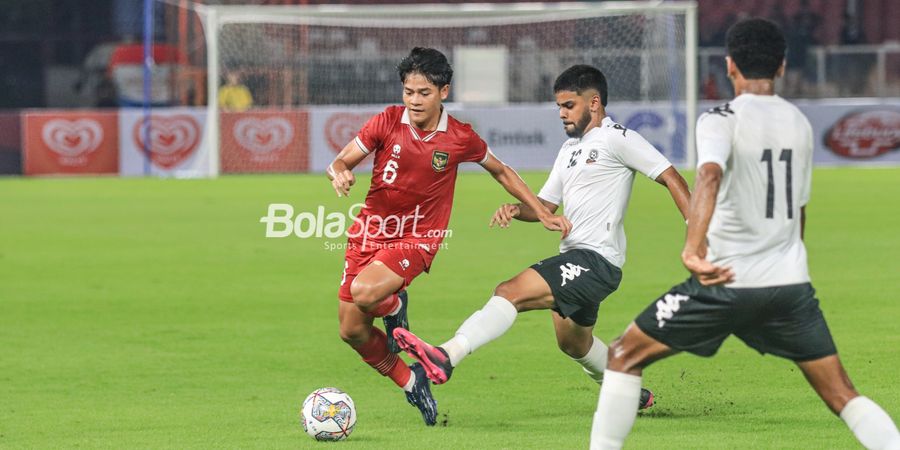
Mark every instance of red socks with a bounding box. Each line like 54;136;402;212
353;327;410;388
367;293;399;318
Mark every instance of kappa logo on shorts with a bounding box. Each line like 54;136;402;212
656;293;689;328
559;263;590;286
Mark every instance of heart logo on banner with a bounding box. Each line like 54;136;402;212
133;115;201;169
325;113;370;153
234;117;294;153
825;110;900;158
41;119;104;157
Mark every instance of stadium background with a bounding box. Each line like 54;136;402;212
1;0;898;448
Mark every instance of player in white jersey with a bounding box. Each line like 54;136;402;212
590;18;900;450
391;65;691;410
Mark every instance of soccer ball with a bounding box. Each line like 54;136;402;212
300;387;357;441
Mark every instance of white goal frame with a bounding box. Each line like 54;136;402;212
192;1;698;175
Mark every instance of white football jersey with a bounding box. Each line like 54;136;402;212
538;117;672;267
696;93;814;288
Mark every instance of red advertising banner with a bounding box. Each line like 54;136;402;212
309;107;385;172
824;109;900;159
220;110;309;173
23;111;119;175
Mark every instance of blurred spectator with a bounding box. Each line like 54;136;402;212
702;73;720;100
838;9;871;95
769;3;788;29
218;71;253;112
840;10;865;45
784;0;821;96
705;13;736;48
96;75;118;108
113;0;164;40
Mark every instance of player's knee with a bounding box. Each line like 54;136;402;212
493;279;514;299
339;323;369;347
556;333;591;358
493;280;525;310
349;280;380;312
606;338;638;372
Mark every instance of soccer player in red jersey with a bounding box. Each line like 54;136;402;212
326;47;571;426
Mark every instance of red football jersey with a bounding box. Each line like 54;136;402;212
347;105;489;257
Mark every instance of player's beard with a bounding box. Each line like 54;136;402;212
565;109;592;138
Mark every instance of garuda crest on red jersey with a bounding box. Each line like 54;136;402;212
431;150;449;172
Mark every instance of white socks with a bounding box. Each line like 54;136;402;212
402;370;416;392
590;370;642;450
840;396;900;450
574;336;609;383
386;296;403;316
438;297;609;382
589;374;900;450
589;382;900;450
441;296;518;367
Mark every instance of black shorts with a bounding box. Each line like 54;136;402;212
634;277;837;362
530;249;622;327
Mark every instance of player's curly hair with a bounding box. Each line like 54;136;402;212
397;47;453;88
553;65;608;106
726;18;786;79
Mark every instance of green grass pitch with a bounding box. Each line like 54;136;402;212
1;168;898;449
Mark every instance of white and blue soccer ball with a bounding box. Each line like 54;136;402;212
300;387;357;441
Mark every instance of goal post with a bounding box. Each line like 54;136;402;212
177;1;698;175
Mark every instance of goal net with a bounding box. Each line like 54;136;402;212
161;1;696;176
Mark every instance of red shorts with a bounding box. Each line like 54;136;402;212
338;240;431;302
